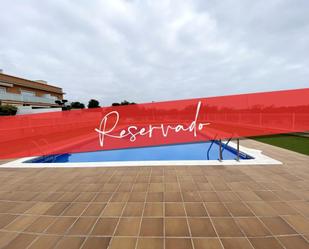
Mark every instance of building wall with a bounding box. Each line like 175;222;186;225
6;85;62;99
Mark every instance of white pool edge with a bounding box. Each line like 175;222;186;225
1;141;282;168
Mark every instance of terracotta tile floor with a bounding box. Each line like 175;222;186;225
0;139;308;248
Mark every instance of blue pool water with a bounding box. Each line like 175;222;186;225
26;141;253;163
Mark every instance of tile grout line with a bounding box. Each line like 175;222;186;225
77;169;119;249
201;176;227;249
177;170;195;249
105;169;139;249
24;188;90;249
240;197;289;249
133;167;152;249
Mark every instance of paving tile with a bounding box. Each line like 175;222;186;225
81;237;111;249
205;203;231;217
91;218;118;235
225;202;254;217
28;235;60;249
122;202;144;216
220;238;254;249
0;231;18;248
10;202;35;214
193;238;223;249
200;192;220;202
3;233;37;249
249;237;284;249
55;236;85;249
183;191;202;202
132;183;148;192
45;202;70;216
260;216;297;235
188;218;217;237
128;192;146;202
136;238;164;249
236;218;272;237
212;218;244;237
67;217;96;235
82;203;105;216
268;202;299;215
58;192;80;202
185;202;208;217
149;183;164;192
25;216;56;233
110;192;130;202
101;202;125;217
165;183;180;191
4;215;37;231
165;238;193;249
254;191;281;201
74;192;96;202
0;214;17;229
236;191;262;201
140;218;163;236
211;182;230;191
273;190;302;201
144;203;163;217
109;237;136;249
165;218;190;237
278;235;309;249
283;215;309;234
62;203;88;216
246;201;277;216
165;203;186;216
147;192;163;202
290;201;309;216
93;193;112;202
25;202;54;215
115;217;141;236
164;192;182;202
217;192;240;202
45;217;76;235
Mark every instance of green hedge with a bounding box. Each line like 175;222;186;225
0;105;18;116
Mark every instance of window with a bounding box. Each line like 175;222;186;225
0;87;6;94
43;93;57;100
21;90;35;96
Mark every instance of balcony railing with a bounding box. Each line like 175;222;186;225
0;92;57;104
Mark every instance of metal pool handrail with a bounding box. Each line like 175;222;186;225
206;135;217;160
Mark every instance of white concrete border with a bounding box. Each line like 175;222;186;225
1;141;281;168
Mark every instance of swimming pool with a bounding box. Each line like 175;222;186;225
26;141;253;163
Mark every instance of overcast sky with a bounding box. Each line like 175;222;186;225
0;0;308;105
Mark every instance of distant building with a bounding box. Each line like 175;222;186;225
0;69;64;108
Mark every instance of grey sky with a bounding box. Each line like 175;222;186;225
0;0;308;105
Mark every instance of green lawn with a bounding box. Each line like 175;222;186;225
252;133;309;156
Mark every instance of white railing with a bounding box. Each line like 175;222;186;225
0;92;56;104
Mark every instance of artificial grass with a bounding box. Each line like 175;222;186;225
252;134;309;156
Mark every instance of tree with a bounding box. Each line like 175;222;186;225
70;102;85;109
88;99;100;108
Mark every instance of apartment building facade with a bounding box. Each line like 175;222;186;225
0;70;64;108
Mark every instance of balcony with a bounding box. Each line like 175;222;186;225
0;92;57;105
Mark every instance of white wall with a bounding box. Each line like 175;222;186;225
17;106;62;115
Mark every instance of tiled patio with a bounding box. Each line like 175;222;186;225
0;139;308;249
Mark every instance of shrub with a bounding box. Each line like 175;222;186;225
0;105;18;116
70;101;85;109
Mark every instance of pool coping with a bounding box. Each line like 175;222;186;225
1;141;282;168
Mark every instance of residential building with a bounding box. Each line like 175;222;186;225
0;69;64;108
